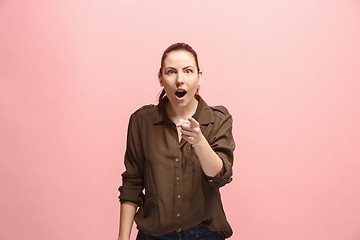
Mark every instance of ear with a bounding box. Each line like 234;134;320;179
158;72;163;87
197;71;203;86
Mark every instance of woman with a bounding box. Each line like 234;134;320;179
118;43;235;240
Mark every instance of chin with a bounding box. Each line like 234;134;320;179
178;96;196;107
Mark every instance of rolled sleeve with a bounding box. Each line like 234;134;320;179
206;110;235;188
118;114;145;206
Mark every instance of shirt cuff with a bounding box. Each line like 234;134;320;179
204;164;232;186
118;186;144;206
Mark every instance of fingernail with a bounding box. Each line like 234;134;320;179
176;123;181;127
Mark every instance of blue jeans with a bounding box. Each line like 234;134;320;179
136;224;225;240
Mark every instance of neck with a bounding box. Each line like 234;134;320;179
166;97;198;122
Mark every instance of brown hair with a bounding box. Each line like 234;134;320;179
158;42;200;102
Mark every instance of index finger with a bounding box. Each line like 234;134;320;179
188;117;199;127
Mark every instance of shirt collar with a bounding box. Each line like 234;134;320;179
153;94;214;125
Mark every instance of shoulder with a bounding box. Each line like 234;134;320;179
132;104;157;117
210;105;230;115
209;105;232;121
129;104;158;122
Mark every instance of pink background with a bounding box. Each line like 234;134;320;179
1;0;360;239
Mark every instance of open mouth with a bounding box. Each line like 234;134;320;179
175;89;187;98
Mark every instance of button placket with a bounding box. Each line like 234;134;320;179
174;155;183;227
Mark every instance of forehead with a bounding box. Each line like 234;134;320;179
163;50;196;68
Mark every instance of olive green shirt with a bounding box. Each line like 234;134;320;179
118;95;235;238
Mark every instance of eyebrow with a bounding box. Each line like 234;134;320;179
164;66;195;70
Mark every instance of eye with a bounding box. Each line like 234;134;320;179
166;70;175;74
185;69;193;73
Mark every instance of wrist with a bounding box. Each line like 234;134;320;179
193;133;207;149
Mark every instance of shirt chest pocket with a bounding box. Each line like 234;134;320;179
184;145;200;174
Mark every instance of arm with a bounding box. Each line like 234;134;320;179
190;130;223;177
178;113;235;186
118;114;145;239
178;118;222;177
118;202;138;240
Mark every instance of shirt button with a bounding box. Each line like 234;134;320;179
176;177;181;181
208;179;213;183
177;213;181;217
175;158;179;162
177;194;181;199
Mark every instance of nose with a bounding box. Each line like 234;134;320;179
176;72;184;85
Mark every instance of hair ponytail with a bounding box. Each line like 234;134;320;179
158;88;166;103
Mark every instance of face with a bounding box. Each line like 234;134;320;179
158;50;202;108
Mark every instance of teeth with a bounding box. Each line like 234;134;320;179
177;89;185;92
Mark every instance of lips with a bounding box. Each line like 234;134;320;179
175;89;187;99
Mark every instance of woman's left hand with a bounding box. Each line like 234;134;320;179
177;117;205;145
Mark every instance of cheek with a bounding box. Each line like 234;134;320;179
188;78;200;88
161;78;174;87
